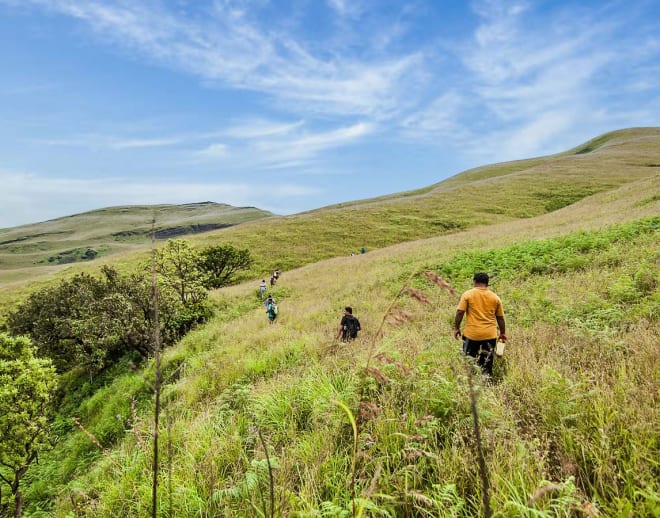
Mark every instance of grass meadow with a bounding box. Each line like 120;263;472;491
17;171;658;517
2;128;658;517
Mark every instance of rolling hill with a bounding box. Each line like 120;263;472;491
0;201;272;269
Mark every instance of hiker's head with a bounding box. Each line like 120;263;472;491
344;306;353;315
473;272;489;286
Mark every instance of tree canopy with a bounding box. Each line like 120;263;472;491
7;266;206;374
198;244;253;289
0;334;57;518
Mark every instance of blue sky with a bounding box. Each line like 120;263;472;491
1;0;658;228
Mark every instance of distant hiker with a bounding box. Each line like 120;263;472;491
360;247;366;254
266;297;278;324
453;272;507;376
336;306;361;342
273;269;281;280
264;295;273;309
259;279;267;299
270;275;276;287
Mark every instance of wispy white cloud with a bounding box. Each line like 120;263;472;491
194;121;375;169
195;142;228;159
401;91;468;139
10;0;423;118
37;133;187;150
401;0;660;160
221;119;304;139
325;0;368;19
253;122;374;160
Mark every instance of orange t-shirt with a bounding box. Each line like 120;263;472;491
457;287;504;341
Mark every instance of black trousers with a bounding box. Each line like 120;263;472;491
462;337;496;375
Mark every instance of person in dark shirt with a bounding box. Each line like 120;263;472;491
336;306;361;342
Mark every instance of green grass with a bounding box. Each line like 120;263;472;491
3;127;660;517
19;211;659;517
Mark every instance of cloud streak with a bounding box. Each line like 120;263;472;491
193;121;374;169
12;0;423;118
401;0;660;160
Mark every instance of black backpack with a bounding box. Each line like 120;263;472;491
344;315;360;339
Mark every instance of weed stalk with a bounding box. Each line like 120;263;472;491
465;365;491;518
150;217;163;518
255;425;275;518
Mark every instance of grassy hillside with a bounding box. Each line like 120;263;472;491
6;129;656;517
2;128;659;516
22;174;658;517
0;201;271;270
0;202;272;317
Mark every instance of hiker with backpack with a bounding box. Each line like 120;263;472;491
453;272;507;376
266;296;278;324
336;306;361;342
259;279;267;299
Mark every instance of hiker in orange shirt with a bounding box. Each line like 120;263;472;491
453;272;507;376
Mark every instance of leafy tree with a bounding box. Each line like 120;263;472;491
0;334;57;518
199;244;253;289
6;267;195;374
7;272;109;372
154;240;208;304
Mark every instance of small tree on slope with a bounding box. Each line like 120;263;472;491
0;334;57;518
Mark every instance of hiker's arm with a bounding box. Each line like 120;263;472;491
495;317;507;342
336;321;343;339
496;316;507;342
453;310;464;339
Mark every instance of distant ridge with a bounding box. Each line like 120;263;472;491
0;202;273;269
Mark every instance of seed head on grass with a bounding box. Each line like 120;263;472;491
424;271;458;296
385;308;415;326
375;352;413;377
130;397;148;452
72;417;106;454
414;415;434;426
527;483;563;506
364;367;391;384
405;287;431;304
362;464;382;499
72;417;140;499
358;401;381;422
407;490;433;508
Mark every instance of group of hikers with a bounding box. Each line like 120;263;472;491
258;270;507;375
259;270;281;324
259;270;281;300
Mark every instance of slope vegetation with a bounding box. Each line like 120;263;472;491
5;128;660;516
1;128;657;301
29;170;659;517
